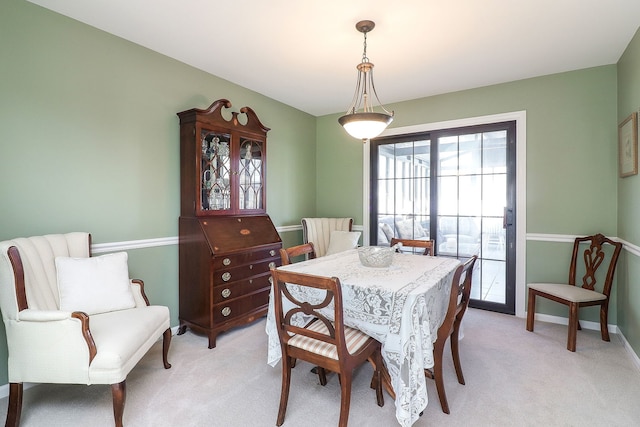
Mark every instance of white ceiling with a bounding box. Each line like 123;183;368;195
28;0;640;117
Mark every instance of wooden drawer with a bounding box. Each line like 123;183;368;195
212;246;280;270
212;289;270;323
213;272;271;303
212;257;277;285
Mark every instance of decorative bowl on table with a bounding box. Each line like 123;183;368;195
357;244;400;268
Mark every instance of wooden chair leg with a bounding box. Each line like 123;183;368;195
162;328;172;369
276;356;292;426
338;372;353;427
373;350;385;407
432;341;450;414
5;382;23;427
310;365;328;385
111;381;126;427
526;289;536;332
451;322;465;385
567;303;579;352
317;367;328;386
600;303;610;342
369;354;394;400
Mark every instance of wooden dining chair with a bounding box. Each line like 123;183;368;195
270;269;384;427
425;255;477;414
279;242;326;382
279;242;316;265
526;234;623;352
390;237;435;256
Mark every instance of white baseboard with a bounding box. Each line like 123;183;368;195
618;329;640;372
528;312;640;371
530;312;616;333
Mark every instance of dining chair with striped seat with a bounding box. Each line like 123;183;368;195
279;242;325;383
270;268;384;427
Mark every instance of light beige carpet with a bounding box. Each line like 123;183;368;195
1;308;639;426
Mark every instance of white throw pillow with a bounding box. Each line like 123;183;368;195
56;252;136;315
325;231;361;255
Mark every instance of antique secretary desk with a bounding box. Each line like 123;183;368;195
177;99;282;348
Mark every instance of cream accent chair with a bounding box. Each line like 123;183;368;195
301;218;354;257
0;233;172;427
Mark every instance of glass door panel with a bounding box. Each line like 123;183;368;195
371;121;515;314
238;138;264;211
373;139;431;246
201;131;231;212
435;128;510;309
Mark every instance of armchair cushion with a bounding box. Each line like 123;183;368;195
325;231;361;256
56;252;135;315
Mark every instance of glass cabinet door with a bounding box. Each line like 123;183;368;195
200;130;231;212
238;138;264;211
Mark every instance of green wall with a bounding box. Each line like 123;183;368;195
1;0;639;387
0;0;316;384
617;27;640;355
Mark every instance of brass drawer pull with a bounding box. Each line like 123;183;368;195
270;250;276;256
221;288;231;298
222;272;231;282
269;262;276;269
223;258;231;266
221;307;231;317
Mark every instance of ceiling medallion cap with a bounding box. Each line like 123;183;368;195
356;20;375;33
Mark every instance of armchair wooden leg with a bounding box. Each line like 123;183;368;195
526;289;536;332
112;381;126;427
5;382;23;427
162;328;172;369
567;303;579;352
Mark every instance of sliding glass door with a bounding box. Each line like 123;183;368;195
370;121;516;314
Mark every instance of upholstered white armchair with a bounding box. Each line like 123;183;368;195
0;232;172;427
301;217;358;257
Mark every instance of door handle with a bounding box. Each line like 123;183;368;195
503;207;514;228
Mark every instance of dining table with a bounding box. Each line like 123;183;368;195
265;248;461;427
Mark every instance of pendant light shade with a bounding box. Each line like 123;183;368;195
338;20;394;142
338;112;393;140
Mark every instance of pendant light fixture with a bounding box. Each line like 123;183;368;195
338;20;394;143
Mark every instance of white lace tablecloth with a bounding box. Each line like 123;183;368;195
265;249;460;427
